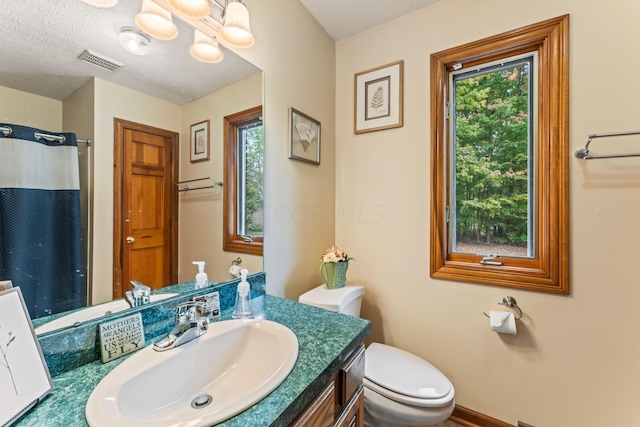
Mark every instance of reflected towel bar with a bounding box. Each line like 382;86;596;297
575;130;640;160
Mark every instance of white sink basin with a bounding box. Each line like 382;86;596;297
34;294;177;335
85;318;299;427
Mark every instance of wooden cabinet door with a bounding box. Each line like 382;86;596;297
292;380;336;427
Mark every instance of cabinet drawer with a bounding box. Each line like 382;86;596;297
335;387;364;427
340;345;365;405
292;379;336;427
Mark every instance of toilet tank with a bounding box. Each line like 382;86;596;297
298;285;364;317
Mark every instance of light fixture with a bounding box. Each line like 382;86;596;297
189;30;224;63
218;0;255;48
110;0;254;64
135;0;179;40
80;0;118;7
167;0;210;19
118;27;152;56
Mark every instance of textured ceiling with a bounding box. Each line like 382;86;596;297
299;0;442;41
0;1;440;104
0;0;261;104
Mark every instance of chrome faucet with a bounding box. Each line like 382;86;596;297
125;280;151;308
153;301;209;352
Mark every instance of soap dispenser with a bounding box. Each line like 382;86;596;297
193;261;208;289
232;269;253;319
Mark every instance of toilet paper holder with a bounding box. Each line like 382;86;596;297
483;296;523;320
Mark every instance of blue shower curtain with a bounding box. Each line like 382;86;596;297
0;123;84;318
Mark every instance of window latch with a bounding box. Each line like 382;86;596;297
480;254;503;266
242;235;253;243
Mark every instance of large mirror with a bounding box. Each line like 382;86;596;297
0;0;264;332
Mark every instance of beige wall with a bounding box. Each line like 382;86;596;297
335;0;640;425
179;73;263;283
238;0;337;299
0;85;62;131
63;80;95;303
91;78;182;304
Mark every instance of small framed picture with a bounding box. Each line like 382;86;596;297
190;120;210;163
354;60;404;134
289;108;321;165
0;287;53;426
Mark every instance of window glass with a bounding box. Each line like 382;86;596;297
450;54;536;258
237;121;264;240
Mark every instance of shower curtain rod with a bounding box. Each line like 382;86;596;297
0;126;90;145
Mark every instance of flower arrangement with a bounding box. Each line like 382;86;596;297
321;245;354;263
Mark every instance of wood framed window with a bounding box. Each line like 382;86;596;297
430;15;569;293
223;106;264;255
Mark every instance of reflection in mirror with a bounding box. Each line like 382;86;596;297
0;0;264;333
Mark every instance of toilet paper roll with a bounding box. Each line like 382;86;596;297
229;265;242;277
489;310;517;334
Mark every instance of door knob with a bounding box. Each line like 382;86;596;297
126;236;135;244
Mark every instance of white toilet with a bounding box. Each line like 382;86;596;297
299;284;455;427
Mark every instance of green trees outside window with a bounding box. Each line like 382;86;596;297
239;122;264;238
452;56;533;257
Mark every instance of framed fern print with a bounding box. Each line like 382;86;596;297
354;60;403;134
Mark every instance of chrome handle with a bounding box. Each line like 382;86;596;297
126;236;135;244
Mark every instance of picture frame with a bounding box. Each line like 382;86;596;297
0;287;53;427
354;60;404;134
190;120;210;163
289;108;321;165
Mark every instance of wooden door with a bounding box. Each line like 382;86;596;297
113;119;178;299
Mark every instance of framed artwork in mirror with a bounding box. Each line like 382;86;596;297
354;60;404;134
289;108;320;165
0;287;53;426
190;120;210;163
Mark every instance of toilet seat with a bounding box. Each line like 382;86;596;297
364;343;454;408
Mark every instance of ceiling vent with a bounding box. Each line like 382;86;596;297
78;49;123;72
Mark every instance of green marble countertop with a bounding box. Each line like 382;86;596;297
15;294;370;427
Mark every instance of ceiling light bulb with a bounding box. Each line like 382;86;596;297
168;0;211;19
118;27;152;56
219;0;254;48
80;0;118;7
135;0;179;40
189;30;224;63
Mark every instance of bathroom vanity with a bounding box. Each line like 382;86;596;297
292;344;365;426
14;278;370;427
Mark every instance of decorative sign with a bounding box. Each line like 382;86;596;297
193;291;221;320
98;313;145;363
0;287;53;427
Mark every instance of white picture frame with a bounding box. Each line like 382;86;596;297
0;287;53;426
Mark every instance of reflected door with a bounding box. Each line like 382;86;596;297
114;119;178;299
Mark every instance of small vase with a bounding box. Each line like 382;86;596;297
319;261;348;289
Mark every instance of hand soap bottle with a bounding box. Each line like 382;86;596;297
232;269;253;319
192;261;208;289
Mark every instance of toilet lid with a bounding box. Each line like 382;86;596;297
365;343;453;404
298;284;364;312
